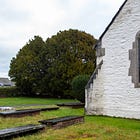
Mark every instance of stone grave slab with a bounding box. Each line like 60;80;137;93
39;107;59;111
17;107;59;112
39;115;84;129
0;109;41;118
0;124;45;139
56;102;85;108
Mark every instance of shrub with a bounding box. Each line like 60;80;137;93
0;87;19;97
71;75;90;103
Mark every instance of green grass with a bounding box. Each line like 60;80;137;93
0;98;140;140
0;97;78;106
14;109;140;140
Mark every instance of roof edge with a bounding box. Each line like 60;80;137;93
96;0;128;46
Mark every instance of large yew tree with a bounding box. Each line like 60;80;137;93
9;29;97;97
9;36;45;95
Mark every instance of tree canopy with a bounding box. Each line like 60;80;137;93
9;36;45;95
9;29;97;97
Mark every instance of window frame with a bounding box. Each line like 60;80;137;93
129;31;140;88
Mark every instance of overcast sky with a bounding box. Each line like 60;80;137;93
0;0;124;78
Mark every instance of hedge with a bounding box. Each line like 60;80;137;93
0;87;19;97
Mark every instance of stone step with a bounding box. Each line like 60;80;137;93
39;115;84;129
0;124;45;139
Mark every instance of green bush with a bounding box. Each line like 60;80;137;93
0;87;19;97
71;75;90;103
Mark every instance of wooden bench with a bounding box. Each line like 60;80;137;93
0;109;41;118
39;115;84;129
56;102;85;108
0;124;45;139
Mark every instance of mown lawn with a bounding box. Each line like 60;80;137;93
0;97;77;106
0;98;140;140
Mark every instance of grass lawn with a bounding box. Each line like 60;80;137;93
0;97;78;106
0;98;140;140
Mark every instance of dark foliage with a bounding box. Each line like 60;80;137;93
9;29;96;97
71;75;90;102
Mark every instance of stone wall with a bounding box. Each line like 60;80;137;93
86;0;140;119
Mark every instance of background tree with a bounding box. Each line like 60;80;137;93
43;29;97;97
9;36;45;95
9;29;97;97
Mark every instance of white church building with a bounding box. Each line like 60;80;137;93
85;0;140;119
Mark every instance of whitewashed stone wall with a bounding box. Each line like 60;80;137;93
86;0;140;119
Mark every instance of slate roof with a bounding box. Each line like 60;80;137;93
0;78;12;86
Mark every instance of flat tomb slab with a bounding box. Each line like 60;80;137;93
0;124;45;139
0;109;41;118
39;107;59;111
56;102;85;108
17;107;59;112
39;115;84;129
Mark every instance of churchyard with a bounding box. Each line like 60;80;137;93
0;97;139;140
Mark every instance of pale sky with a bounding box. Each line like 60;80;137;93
0;0;124;78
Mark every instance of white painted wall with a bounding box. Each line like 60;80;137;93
86;0;140;119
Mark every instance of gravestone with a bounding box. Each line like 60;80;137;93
0;109;41;118
56;102;85;108
0;124;45;139
39;115;84;129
